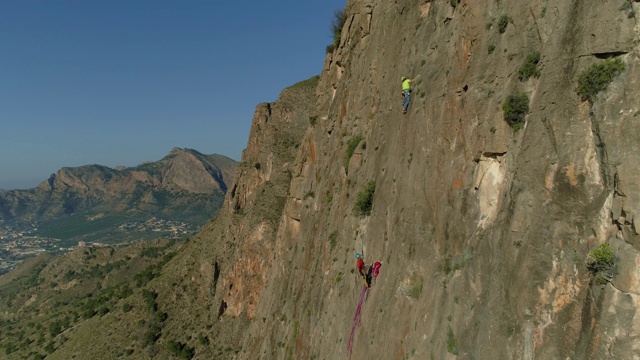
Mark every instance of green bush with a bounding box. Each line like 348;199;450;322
143;323;162;347
450;0;460;7
290;75;319;90
167;340;195;360
141;289;158;312
309;115;318;126
576;58;626;102
326;9;347;53
502;93;530;130
198;334;210;345
447;327;459;355
487;44;495;54
134;264;161;287
326;44;336;53
587;243;615;274
498;14;509;33
354;181;375;216
97;306;110;316
155;311;168;323
408;272;423;298
325;193;333;204
140;247;162;259
344;135;364;171
620;0;635;18
328;232;338;250
48;321;63;337
518;52;541;81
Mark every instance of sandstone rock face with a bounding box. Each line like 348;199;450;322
226;1;640;359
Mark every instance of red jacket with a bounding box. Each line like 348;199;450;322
356;258;365;271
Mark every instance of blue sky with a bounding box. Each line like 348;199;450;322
0;0;345;190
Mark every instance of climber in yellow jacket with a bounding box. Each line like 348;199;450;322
401;76;414;114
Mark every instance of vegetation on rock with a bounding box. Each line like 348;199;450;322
167;340;195;359
517;52;541;81
502;93;530;130
344;135;364;171
447;327;459;355
498;14;509;33
289;75;320;90
587;242;615;282
326;8;347;53
354;180;375;216
619;0;635;18
576;58;626;102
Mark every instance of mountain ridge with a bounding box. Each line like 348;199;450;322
0;148;237;247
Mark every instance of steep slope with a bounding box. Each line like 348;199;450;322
0;239;187;360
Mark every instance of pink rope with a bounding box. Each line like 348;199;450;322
347;285;368;358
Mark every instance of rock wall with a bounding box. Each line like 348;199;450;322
228;1;640;359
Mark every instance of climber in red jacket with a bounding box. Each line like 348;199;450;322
356;253;365;277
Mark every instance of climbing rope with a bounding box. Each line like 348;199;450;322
347;285;368;358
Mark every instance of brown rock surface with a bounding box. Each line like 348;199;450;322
227;1;640;359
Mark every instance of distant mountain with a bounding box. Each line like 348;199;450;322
0;148;237;243
0;188;5;193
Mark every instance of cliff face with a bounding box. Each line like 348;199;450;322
228;1;640;359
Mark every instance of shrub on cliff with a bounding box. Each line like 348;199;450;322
576;58;626;103
354;181;375;216
344;135;364;171
517;52;541;81
326;8;347;53
290;75;320;90
447;327;459;355
587;242;615;278
502;93;529;130
498;14;509;33
167;340;195;360
620;0;635;18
